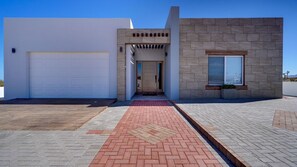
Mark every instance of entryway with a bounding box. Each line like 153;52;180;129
125;43;169;100
136;61;163;95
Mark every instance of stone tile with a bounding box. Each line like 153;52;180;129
176;97;297;166
128;124;176;144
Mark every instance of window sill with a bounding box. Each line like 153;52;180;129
205;85;248;90
205;85;221;90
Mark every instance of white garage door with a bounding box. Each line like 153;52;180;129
29;52;109;98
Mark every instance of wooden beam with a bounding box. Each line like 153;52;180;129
205;50;248;55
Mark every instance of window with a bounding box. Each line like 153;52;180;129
137;62;142;91
208;56;243;85
208;57;224;85
157;63;163;89
225;57;243;85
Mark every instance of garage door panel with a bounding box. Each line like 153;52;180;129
29;52;109;98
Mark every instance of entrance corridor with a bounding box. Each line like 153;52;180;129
89;101;222;166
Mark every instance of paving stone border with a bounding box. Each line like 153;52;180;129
171;100;250;167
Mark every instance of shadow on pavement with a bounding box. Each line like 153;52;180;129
174;98;281;104
0;98;116;107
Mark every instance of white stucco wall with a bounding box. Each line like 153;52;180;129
283;82;297;97
165;6;180;100
0;87;3;99
126;45;136;100
135;48;165;61
4;18;131;100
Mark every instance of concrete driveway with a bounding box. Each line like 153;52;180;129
0;99;115;130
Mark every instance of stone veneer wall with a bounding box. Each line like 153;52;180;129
179;18;283;99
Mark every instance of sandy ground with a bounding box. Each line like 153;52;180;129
0;99;115;130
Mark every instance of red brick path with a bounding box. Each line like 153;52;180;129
273;110;297;131
89;101;221;167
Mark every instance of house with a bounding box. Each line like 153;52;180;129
4;7;283;101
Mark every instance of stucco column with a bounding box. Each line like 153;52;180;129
165;6;180;100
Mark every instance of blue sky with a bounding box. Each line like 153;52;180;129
0;0;296;80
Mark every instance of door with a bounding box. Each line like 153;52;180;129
137;61;163;94
142;62;157;93
29;52;109;98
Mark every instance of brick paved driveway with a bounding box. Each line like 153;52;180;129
175;97;297;167
90;100;223;167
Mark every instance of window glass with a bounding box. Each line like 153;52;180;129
158;63;162;89
208;57;224;85
137;63;142;77
225;57;242;85
137;63;142;91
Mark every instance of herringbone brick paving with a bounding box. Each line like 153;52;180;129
89;100;221;167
